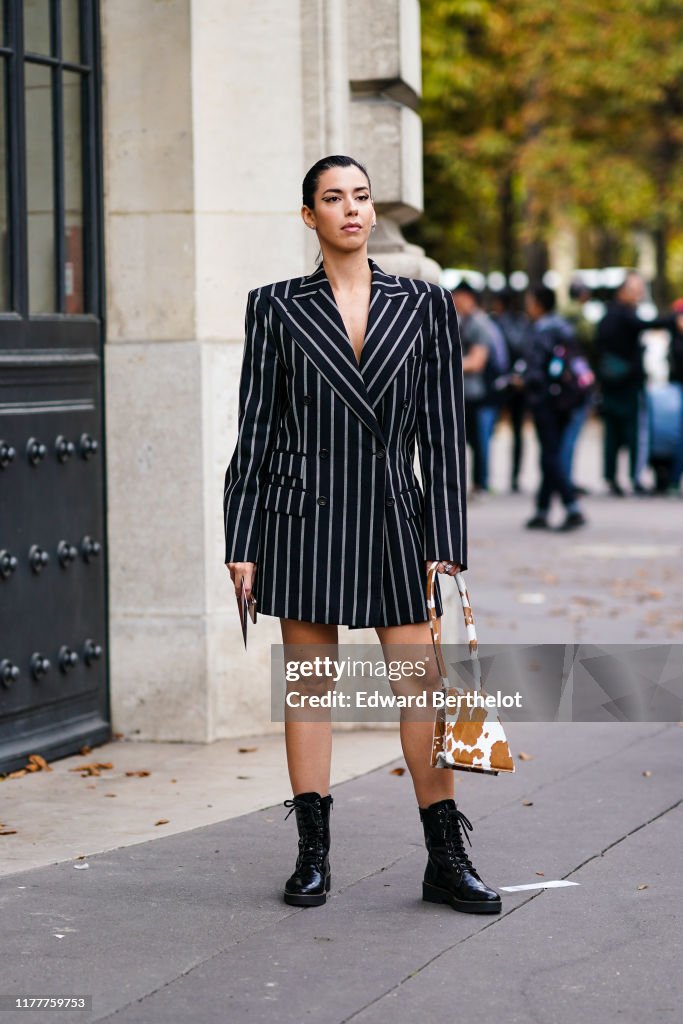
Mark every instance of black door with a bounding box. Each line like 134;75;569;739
0;0;109;772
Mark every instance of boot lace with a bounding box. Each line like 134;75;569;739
442;806;476;874
284;798;325;866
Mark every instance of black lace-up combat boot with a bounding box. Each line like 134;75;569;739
283;791;333;907
419;798;501;914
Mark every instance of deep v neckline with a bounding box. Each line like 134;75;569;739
327;273;373;368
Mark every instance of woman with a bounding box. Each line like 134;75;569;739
224;155;500;914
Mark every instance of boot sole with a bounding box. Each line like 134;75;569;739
423;881;501;914
284;873;331;907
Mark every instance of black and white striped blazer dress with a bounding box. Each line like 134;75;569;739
223;258;467;629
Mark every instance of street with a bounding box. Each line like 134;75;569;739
1;418;682;1024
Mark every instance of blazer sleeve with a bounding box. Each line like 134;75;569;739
223;288;283;564
416;286;468;570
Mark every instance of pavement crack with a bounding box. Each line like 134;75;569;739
563;794;683;880
339;895;540;1024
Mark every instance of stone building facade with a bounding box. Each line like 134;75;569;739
103;0;438;742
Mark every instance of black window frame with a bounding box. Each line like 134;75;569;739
0;0;104;337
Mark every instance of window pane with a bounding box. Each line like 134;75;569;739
0;59;9;310
25;62;55;314
24;0;52;56
63;71;83;314
62;0;80;64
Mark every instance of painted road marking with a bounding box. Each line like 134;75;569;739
499;880;581;892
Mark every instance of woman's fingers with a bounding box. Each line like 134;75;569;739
226;561;257;596
425;560;461;575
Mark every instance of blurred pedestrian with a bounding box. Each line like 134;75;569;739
522;285;587;531
563;278;598;369
491;288;529;492
452;282;507;493
560;280;597;496
667;299;683;492
595;271;673;496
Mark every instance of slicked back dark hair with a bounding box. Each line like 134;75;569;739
302;155;372;209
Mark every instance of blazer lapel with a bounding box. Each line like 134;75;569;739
270;259;425;442
360;261;427;409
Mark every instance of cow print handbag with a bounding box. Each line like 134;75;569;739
426;561;515;775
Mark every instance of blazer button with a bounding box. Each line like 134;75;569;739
319;448;329;459
302;395;312;405
375;449;386;459
317;496;328;506
385;497;395;508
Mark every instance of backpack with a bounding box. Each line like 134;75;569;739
545;334;594;412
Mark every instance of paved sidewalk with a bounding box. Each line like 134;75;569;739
1;720;681;1024
0;729;401;876
1;418;681;1022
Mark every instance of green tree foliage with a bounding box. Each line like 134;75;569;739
409;0;683;297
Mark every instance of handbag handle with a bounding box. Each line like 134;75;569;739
426;561;481;690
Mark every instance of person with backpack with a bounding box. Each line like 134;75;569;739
521;285;589;531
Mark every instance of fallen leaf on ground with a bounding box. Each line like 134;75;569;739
518;752;534;761
236;775;251;780
522;800;534;806
80;745;92;755
69;762;113;777
238;746;258;753
154;819;169;826
536;871;545;876
7;770;28;778
104;793;117;798
125;770;150;777
637;884;649;890
27;754;51;772
0;829;18;835
390;767;406;775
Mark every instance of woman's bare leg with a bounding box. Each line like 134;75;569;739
280;617;339;797
375;618;454;809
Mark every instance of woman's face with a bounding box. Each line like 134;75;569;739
302;165;375;254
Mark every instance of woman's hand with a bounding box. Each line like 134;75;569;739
426;560;461;576
227;561;257;599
